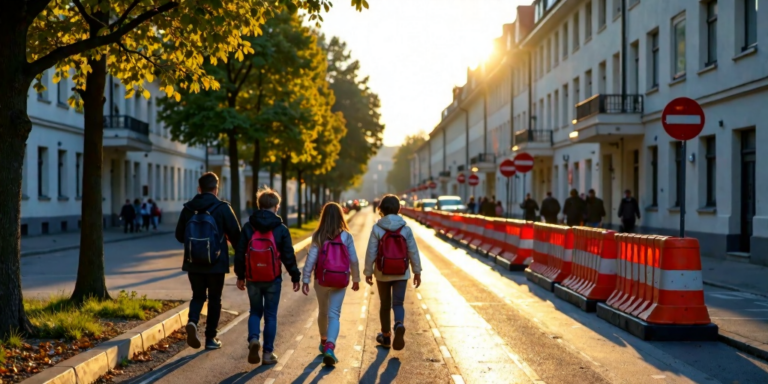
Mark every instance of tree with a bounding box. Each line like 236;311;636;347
320;37;385;200
388;134;426;193
2;0;368;337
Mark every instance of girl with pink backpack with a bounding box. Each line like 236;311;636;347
302;202;360;366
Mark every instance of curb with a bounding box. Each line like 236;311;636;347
21;230;175;258
21;301;202;384
717;330;768;362
702;280;768;299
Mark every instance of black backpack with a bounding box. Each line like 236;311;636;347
184;202;226;266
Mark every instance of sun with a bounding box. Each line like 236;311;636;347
467;39;497;70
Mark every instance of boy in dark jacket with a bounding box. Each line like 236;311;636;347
175;172;241;350
119;199;136;233
563;189;585;227
540;192;561;224
234;188;301;365
520;193;539;221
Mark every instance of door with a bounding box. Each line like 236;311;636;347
602;154;613;225
740;130;756;252
486;173;496;200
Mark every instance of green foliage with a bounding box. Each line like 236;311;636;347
0;346;5;364
4;328;23;349
387;134;426;193
120;357;130;368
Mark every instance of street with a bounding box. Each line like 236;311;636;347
20;210;768;383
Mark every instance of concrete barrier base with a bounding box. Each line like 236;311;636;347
524;269;555;292
554;284;598;312
596;302;719;341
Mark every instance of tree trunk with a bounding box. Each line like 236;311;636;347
280;157;289;224
227;131;242;223
71;17;111;303
0;8;35;337
269;163;275;189
296;170;303;228
250;139;260;204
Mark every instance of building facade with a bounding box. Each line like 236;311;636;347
410;0;768;266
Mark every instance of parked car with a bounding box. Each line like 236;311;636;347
418;199;437;212
435;195;466;212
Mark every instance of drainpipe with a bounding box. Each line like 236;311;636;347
460;107;470;201
621;0;627;112
528;51;533;130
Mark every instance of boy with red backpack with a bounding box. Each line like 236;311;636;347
301;202;360;366
234;188;301;365
364;194;422;351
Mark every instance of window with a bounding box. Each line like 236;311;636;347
674;142;684;207
546;39;552;72
38;70;49;101
38;147;49;198
562;84;569;126
573;12;580;50
650;146;658;206
705;137;716;206
170;167;176;200
706;1;718;65
554;90;560;128
650;31;660;87
598;0;607;28
598;61;607;93
585;1;593;39
585;70;593;97
554;32;560;66
631;42;640;93
57;150;67;198
75;153;82;197
57;77;68;106
673;16;686;79
744;0;758;49
613;0;622;19
563;22;569;58
633;150;639;201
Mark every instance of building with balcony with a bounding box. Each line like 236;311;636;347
410;0;768;266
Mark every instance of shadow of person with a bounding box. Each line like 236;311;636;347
359;346;390;383
378;357;402;384
308;364;335;384
290;356;323;384
218;364;272;384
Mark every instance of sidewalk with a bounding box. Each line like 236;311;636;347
21;223;176;257
701;256;768;296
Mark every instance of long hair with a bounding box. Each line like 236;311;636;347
312;203;350;248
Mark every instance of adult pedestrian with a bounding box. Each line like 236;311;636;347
481;197;495;217
519;193;539;221
150;199;160;230
495;201;504;217
132;199;142;232
563;189;585;227
618;189;641;233
140;200;151;231
466;196;476;214
585;189;606;228
540;192;561;224
119;199;136;233
176;172;242;350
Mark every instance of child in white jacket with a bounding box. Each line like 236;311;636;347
302;202;360;366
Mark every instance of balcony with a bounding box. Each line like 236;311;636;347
438;170;451;183
206;144;229;167
512;129;554;157
469;153;496;172
103;115;152;152
572;94;645;143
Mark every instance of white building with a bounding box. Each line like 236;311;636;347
22;72;297;236
411;0;767;266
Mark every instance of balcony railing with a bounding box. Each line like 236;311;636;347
575;94;644;121
514;129;553;146
104;115;149;135
470;153;496;165
438;170;451;178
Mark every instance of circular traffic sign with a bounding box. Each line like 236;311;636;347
457;173;466;184
513;153;534;174
499;159;516;178
468;174;480;186
662;97;705;141
420;185;427;191
428;181;437;189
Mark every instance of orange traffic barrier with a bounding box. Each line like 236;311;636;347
477;218;497;254
541;225;574;282
461;215;482;246
487;218;508;257
499;220;534;266
561;227;617;301
529;222;551;275
468;216;487;250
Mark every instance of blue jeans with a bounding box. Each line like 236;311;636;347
375;280;407;333
246;278;282;352
314;282;347;345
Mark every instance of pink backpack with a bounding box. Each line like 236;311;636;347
315;234;351;288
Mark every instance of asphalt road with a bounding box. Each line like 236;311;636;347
20;210;768;383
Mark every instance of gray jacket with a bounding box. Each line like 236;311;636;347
302;231;361;284
363;214;422;281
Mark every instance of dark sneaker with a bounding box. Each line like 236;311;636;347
376;333;391;348
248;339;261;364
323;348;338;366
185;323;201;349
392;323;406;351
262;351;279;365
205;338;222;350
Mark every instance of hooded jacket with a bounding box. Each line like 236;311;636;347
175;193;241;274
234;209;301;283
363;214;422;282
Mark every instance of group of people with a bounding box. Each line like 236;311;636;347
119;198;162;233
466;196;505;217
519;189;641;232
175;172;422;367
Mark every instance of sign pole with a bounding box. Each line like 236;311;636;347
522;173;527;200
506;177;511;218
680;140;686;238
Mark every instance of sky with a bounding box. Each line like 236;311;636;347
319;0;528;147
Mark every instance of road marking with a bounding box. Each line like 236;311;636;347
426;314;432;321
502;346;545;382
417;293;423;300
422;304;428;310
216;311;249;335
264;379;275;384
358;325;364;331
432;328;442;338
451;374;466;384
295;334;304;342
360;313;366;318
361;305;367;312
440;345;452;358
272;349;294;371
651;375;667;379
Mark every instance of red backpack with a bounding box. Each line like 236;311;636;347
315;234;351;288
376;227;410;275
246;230;281;282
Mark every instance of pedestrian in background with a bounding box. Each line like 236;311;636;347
618;189;641;233
495;201;504;217
150;199;160;230
301;202;360;366
481;197;495;217
585;189;606;228
540;192;561;224
520;193;539;221
120;199;136;233
563;189;585;227
364;194;422;351
177;172;241;351
133;199;142;232
141;200;151;231
466;196;476;214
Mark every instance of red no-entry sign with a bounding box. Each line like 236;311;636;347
428;181;437;189
513;153;534;174
662;97;705;141
457;173;466;184
499;159;516;178
468;174;479;186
